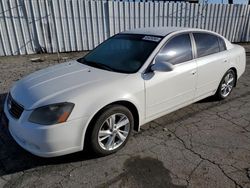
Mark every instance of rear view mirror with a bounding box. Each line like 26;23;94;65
151;58;174;72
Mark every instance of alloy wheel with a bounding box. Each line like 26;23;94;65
220;71;235;98
98;113;130;151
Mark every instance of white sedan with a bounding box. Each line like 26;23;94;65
2;27;246;157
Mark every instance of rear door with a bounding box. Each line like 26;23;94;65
192;33;228;99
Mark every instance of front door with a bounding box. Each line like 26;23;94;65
144;33;197;119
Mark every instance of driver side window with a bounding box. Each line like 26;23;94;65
157;34;193;65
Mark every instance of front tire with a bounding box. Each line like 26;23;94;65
215;69;236;100
88;105;133;156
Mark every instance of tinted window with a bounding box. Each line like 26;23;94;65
77;34;161;73
193;33;220;58
157;34;193;65
218;37;226;51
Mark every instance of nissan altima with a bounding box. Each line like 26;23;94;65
2;27;246;157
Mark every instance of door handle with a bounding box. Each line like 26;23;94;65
223;59;228;63
191;70;196;75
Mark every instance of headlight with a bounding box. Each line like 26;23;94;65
29;102;74;125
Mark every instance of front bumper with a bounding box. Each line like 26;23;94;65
4;99;88;158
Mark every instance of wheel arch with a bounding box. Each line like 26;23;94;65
83;100;140;150
229;67;237;87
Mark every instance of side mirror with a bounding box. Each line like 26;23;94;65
151;58;174;72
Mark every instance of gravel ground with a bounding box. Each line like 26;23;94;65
0;46;250;188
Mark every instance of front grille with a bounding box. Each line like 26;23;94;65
7;94;24;119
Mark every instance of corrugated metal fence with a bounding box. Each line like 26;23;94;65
0;0;249;56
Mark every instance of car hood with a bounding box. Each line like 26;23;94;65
10;61;127;110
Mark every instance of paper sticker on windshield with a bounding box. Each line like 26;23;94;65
142;36;161;42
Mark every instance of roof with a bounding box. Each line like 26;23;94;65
122;27;205;37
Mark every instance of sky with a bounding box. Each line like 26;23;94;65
200;0;248;4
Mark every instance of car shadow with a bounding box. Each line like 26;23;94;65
196;96;218;103
0;92;99;176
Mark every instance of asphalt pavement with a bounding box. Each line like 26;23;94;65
0;46;250;188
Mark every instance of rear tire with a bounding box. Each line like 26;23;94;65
87;105;133;156
214;69;236;100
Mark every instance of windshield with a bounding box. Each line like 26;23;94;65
77;34;162;73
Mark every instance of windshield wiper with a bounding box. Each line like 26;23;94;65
77;58;115;71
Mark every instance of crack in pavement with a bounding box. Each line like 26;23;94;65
152;121;244;188
216;112;250;135
186;160;203;187
246;168;250;180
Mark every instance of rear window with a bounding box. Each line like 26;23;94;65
218;37;227;51
193;33;220;58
